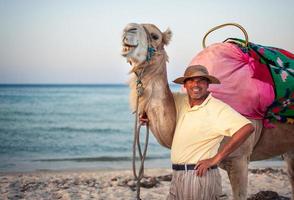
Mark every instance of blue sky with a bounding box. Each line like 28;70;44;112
0;0;293;84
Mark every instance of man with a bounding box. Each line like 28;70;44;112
140;65;254;199
167;65;254;200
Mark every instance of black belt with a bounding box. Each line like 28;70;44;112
172;164;217;171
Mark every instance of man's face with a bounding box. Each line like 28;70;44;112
184;77;210;102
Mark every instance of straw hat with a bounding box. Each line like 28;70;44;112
173;65;220;84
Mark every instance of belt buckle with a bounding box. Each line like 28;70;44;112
184;164;188;172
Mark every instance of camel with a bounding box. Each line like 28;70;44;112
121;23;294;200
121;23;176;148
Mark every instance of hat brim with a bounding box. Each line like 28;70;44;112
173;75;220;84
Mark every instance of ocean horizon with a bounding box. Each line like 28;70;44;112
0;84;284;172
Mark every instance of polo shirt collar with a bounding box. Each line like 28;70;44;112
189;93;212;111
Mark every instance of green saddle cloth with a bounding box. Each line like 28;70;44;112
227;38;294;123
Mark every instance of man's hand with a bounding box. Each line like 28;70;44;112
194;156;219;177
139;112;149;126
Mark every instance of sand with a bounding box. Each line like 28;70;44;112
0;167;292;200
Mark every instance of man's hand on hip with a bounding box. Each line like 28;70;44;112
194;157;219;177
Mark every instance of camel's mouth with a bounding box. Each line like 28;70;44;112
121;42;137;56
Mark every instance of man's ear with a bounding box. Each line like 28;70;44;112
162;28;172;45
183;81;187;88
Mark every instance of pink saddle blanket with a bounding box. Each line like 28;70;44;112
189;42;275;119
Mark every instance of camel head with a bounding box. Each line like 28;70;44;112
121;23;172;67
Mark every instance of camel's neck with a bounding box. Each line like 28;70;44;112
133;51;168;86
128;51;171;113
128;50;176;149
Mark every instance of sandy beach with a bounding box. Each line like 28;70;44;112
0;167;291;200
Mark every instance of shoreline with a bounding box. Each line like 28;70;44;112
0;162;286;175
0;158;284;174
0;167;291;199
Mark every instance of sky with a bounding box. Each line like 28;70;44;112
0;0;293;84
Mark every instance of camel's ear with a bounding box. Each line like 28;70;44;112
162;28;172;45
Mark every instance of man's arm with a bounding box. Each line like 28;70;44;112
195;123;254;176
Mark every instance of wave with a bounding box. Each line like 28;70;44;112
32;155;169;162
0;126;126;135
46;127;124;134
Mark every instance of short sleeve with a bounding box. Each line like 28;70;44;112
216;104;252;137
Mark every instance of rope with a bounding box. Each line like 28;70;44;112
131;25;158;199
202;23;249;49
132;67;150;200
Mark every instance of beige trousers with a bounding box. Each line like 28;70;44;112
166;168;222;200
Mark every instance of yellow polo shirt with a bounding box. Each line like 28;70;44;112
171;92;251;164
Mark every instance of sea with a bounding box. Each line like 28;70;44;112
0;84;284;172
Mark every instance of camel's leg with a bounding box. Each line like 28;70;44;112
218;119;261;200
283;151;294;200
220;156;249;200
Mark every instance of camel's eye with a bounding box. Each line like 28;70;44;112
151;33;159;40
